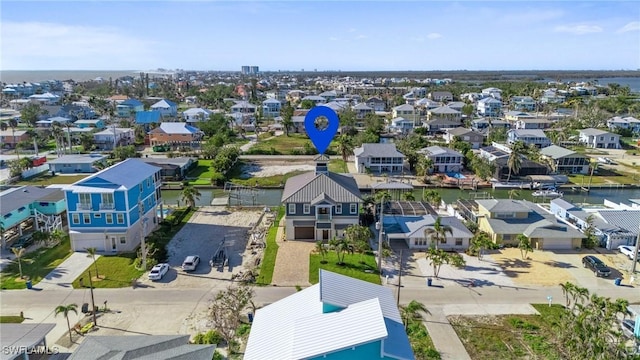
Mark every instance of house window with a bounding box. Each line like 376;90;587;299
139;183;143;192
147;178;151;187
72;214;80;224
288;203;295;215
350;204;358;214
106;213;113;224
336;204;342;214
119;236;126;244
415;237;427;246
83;213;91;224
440;237;447;244
117;213;125;224
455;238;463;246
79;193;91;208
101;193;114;208
303;204;310;214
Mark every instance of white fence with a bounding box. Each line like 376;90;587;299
22;164;49;179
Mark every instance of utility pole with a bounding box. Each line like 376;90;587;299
376;199;384;274
632;226;640;275
88;270;97;326
397;249;403;306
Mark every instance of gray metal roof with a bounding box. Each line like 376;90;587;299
1;186;64;216
447;127;483;138
282;172;361;203
510;129;547;137
48;154;106;165
540;145;582;159
353;143;405;158
139;157;194;167
385;215;473;239
597;211;640;235
475;199;532;213
68;335;215;360
550;198;577;211
0;323;55;360
420;146;463;157
579;128;610;136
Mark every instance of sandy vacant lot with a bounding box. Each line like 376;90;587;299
240;163;315;178
488;248;575;286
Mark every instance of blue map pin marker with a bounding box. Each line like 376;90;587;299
304;106;340;154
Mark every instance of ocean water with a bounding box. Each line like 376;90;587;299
0;70;139;83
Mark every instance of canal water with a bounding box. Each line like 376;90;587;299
162;187;640;207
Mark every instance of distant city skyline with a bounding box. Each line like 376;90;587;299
2;1;639;71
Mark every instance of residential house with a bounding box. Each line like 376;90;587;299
471;118;510;132
388;117;414;134
514;118;553;130
73;119;105;129
504;111;535;122
418;146;464;173
300;95;327;106
148;123;203;146
366;96;386;111
510;96;537;111
150;99;178;118
353;103;374;119
116;99;144;118
384;215;473;250
69;335;215;360
458;199;584;249
183;108;212;123
28;92;60;105
447;101;466;112
63;159;162;252
392;104;418;123
0;129;29;149
540;145;589;174
493;156;548;181
607;116;640;135
93;127;134;150
479;144;511;162
414;98;440;111
540;90;565;104
135;111;162;128
139;157;196;181
482;87;503;100
477;97;502;117
507;129;552;148
0;186;66;249
36;116;73;128
424;118;461;134
353;143;405;173
48;154;107;174
428;91;453;102
550;198;639;249
319;90;338;101
427;106;461;121
281;155;362;241
444;127;484;149
245;270;414;360
286;90;306;103
578;128;620;149
262;98;282;118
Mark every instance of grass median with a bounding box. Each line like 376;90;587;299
256;207;284;285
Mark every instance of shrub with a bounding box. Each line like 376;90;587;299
211;172;226;186
193;330;223;345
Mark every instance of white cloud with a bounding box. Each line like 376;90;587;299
554;24;603;35
1;21;157;69
617;21;640;33
427;33;443;39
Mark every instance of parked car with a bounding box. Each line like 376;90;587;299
618;245;637;260
148;263;170;281
10;234;34;250
621;319;637;339
181;255;200;272
582;255;611;277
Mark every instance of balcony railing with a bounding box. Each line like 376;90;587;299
77;203;92;210
316;214;332;221
100;203;115;210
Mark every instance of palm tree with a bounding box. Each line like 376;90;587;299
281;103;294;136
508;189;520;199
587;158;598;190
31;230;50;247
399;300;430;330
55;303;78;343
315;240;327;263
506;150;522;183
86;247;99;279
402;192;415;201
51;123;64;157
470;231;493;260
180;185;201;208
559;281;575;308
424;217;453;250
517;234;532;259
416;157;433;178
49;229;69;246
6;119;20;159
12;247;26;279
335;134;353;162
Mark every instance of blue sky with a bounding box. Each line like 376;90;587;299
2;1;639;71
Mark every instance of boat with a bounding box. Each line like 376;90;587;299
532;189;563;198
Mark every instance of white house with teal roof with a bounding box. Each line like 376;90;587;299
245;270;414;360
63;159;163;252
150;99;178;118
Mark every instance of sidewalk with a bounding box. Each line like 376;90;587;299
37;251;99;290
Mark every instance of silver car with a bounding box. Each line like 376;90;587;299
148;263;169;281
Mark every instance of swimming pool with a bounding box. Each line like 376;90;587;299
157;208;173;218
447;172;466;179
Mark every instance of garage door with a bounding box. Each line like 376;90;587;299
294;227;315;240
540;239;571;250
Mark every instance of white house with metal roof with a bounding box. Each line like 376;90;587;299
354;143;405;173
578;128;621;149
540;145;589;174
507;129;552;148
418;146;464;173
384;215;473;250
244;270;414;360
281;155;362;241
607;116;640;135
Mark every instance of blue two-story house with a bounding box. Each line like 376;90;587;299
63;159;163;252
116;99;144;118
262;98;282;118
245;269;414;360
281;155;362;241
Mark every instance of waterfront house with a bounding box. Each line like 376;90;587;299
281;155;362;241
578;128;620;149
493;156;548;181
507;129;552;148
148;123;203;147
139;157;196;181
48;154;107;174
116;99;144;118
443;127;484;149
607;116;640;135
183;108;212;123
540;145;589;174
262;98;282;118
150;99;178;118
93;127;134;151
477;97;502;117
384;215;473;250
418;146;464;173
63;159;162;252
354;143;405;173
479;144;511;162
245;269;414;360
73;119;105;129
458;199;583;249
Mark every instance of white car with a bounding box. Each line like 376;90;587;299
618;245;636;260
148;263;170;281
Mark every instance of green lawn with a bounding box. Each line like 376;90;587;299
0;316;25;323
72;253;145;288
1;239;72;289
256;207;284;285
328;159;348;173
309;251;381;285
407;315;440;360
449;304;565;360
230;171;307;187
17;174;89;186
185;159;214;185
246;134;314;155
